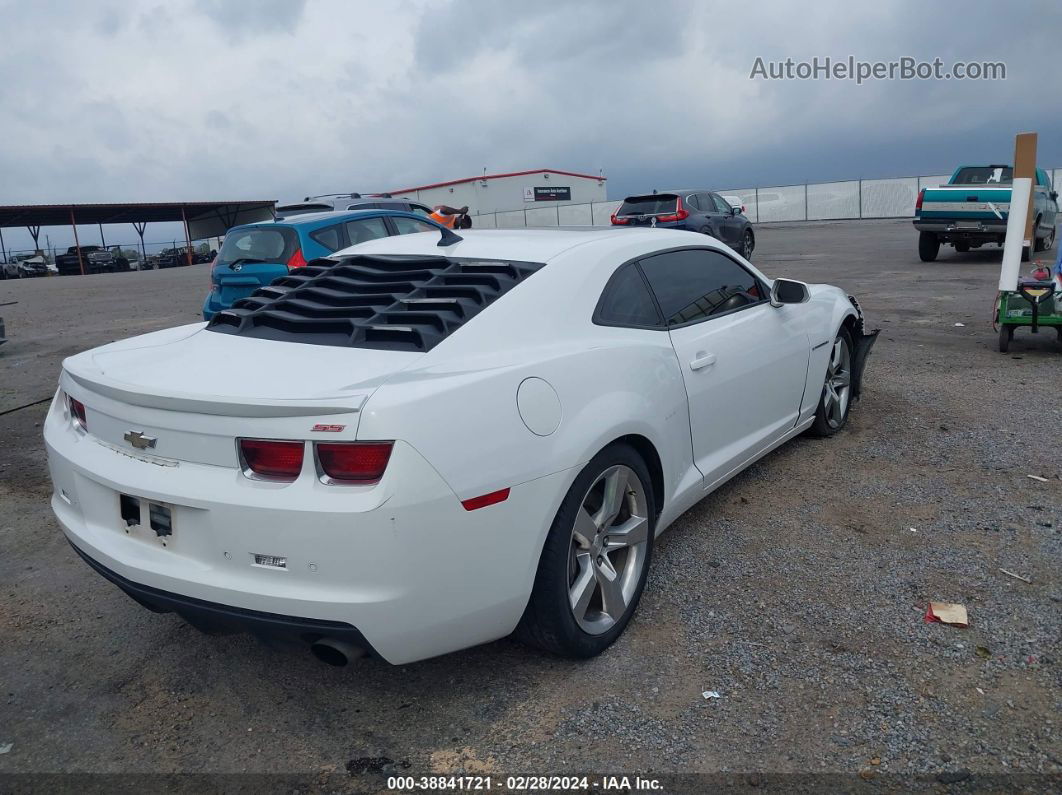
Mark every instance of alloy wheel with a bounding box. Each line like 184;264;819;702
567;464;649;635
742;231;753;259
822;337;851;429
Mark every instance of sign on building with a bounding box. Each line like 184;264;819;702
524;186;572;202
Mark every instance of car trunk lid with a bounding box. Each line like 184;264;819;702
61;326;421;467
214;261;292;307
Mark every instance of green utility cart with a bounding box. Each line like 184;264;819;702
997;280;1061;352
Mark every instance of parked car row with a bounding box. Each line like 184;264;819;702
2;254;50;279
54;245;132;276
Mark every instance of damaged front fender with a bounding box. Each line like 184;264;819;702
847;295;880;401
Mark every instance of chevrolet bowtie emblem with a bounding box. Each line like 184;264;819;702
123;430;158;450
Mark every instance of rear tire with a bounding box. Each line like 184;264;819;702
918;232;940;262
741;229;754;260
1033;217;1046;251
809;328;854;437
998;324;1013;353
1037;222;1055;252
954;242;970;253
516;443;655;658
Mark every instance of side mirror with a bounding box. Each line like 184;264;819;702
731;206;741;216
770;278;810;307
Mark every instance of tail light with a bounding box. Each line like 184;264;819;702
286;248;307;270
610;211;630;225
915;188;925;215
656;196;689;223
68;396;87;430
239;439;304;481
315;442;393;484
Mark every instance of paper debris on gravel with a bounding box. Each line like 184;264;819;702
0;742;11;754
924;602;969;627
1026;475;1048;482
701;690;721;700
998;568;1032;584
954;322;965;327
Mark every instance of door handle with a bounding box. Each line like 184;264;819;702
689;352;716;371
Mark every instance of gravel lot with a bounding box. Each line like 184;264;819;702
1;221;1059;791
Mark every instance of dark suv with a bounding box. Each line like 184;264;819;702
612;190;755;260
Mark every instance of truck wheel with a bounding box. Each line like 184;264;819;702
1040;225;1055;252
1021;246;1030;263
1033;217;1046;251
998;324;1013;353
954;242;970;253
918;232;940;262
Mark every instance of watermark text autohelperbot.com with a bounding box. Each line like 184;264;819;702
750;56;1006;84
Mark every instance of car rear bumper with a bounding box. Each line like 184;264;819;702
68;539;378;652
44;394;569;663
914;217;1007;237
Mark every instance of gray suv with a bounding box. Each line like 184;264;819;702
612;190;756;260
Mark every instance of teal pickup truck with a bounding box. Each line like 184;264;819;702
914;165;1058;262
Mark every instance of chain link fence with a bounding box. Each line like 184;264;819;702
472;168;1062;228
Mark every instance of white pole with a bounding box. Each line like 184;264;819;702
998;177;1032;292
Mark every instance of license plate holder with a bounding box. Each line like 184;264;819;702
118;493;174;540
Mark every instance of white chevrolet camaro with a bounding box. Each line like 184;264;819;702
45;227;877;665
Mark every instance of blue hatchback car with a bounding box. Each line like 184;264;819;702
203;209;446;320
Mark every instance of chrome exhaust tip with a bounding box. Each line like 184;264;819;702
310;637;366;666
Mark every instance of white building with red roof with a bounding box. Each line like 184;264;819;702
384;168;607;217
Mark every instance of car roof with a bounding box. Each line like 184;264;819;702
239;208;433;230
331;227;708;264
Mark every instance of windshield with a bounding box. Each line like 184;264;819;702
952;167;1013;185
217;226;299;266
618;195;678;216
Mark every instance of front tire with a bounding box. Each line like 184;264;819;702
918;231;940;262
809;328;854;437
516;443;655;658
741;229;754;260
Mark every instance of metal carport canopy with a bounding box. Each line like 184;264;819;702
0;200;276;239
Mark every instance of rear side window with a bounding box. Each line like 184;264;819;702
344;218;390;245
618;195;678;217
392;216;440;235
309;224;342;251
640;249;764;326
595;263;662;328
952;166;1013;185
216;227;299;266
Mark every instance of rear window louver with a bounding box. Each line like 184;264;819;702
206;254;544;351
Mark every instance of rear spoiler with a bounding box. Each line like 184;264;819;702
61;367;365;418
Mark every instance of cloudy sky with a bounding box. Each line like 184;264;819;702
1;0;1059;251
